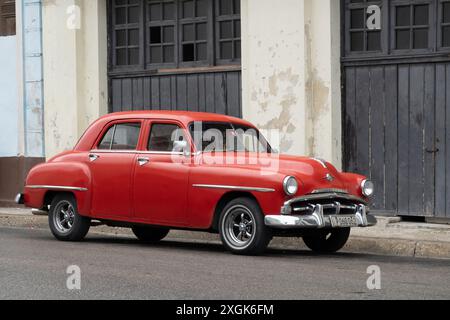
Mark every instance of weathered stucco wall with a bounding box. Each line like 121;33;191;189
241;0;307;155
304;0;342;168
241;0;342;168
42;0;107;158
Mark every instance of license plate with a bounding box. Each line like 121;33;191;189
329;215;358;228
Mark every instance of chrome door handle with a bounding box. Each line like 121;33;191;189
89;153;99;162
137;157;150;166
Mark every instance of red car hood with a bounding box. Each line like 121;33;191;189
263;153;348;193
199;152;351;194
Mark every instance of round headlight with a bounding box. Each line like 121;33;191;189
361;179;374;197
283;176;298;196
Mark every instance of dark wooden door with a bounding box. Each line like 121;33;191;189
342;0;450;218
343;63;450;217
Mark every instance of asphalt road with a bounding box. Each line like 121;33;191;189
0;226;449;300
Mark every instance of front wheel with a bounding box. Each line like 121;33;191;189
302;228;350;253
219;197;272;255
48;194;91;241
132;225;169;243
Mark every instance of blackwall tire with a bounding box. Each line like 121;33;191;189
132;225;169;243
48;193;91;241
302;228;351;253
219;197;272;255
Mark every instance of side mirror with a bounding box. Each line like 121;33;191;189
173;140;191;157
173;140;187;150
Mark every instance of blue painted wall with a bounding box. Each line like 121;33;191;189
23;0;44;157
0;36;18;157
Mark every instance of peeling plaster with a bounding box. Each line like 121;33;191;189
251;68;301;153
50;113;60;149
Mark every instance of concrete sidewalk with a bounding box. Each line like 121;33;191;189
1;207;449;259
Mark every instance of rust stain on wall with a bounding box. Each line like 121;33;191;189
304;23;330;156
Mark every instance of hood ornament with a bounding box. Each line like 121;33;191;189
324;173;334;182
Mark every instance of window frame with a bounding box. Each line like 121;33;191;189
145;120;191;154
110;0;145;71
108;0;241;73
215;0;241;65
389;0;435;54
344;0;387;57
438;0;450;49
146;0;179;68
343;0;450;59
178;0;214;68
93;120;143;151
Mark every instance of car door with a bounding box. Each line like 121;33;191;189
88;120;143;219
133;120;190;226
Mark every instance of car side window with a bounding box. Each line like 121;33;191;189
97;123;141;150
148;123;187;152
98;125;115;149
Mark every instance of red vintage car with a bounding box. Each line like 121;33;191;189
16;111;376;255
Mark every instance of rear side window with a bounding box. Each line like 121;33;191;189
148;123;186;152
97;123;141;150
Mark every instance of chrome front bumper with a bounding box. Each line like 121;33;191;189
265;203;377;229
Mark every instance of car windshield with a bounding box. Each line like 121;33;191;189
189;122;272;153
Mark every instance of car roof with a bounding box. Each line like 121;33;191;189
74;110;257;151
97;110;255;127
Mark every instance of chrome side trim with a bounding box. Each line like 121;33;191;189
25;185;88;192
90;149;184;155
192;184;275;193
90;149;135;154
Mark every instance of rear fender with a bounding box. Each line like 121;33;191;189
24;162;92;216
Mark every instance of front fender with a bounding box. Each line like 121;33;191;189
24;161;92;215
188;165;287;228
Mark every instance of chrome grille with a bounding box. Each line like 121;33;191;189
282;191;367;216
292;200;359;215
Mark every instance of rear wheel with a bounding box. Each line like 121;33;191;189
302;228;350;253
48;194;91;241
132;225;169;243
219;197;272;255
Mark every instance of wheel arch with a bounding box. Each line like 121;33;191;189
43;191;76;208
210;191;260;232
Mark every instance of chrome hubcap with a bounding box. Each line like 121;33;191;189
53;201;75;233
223;205;255;249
